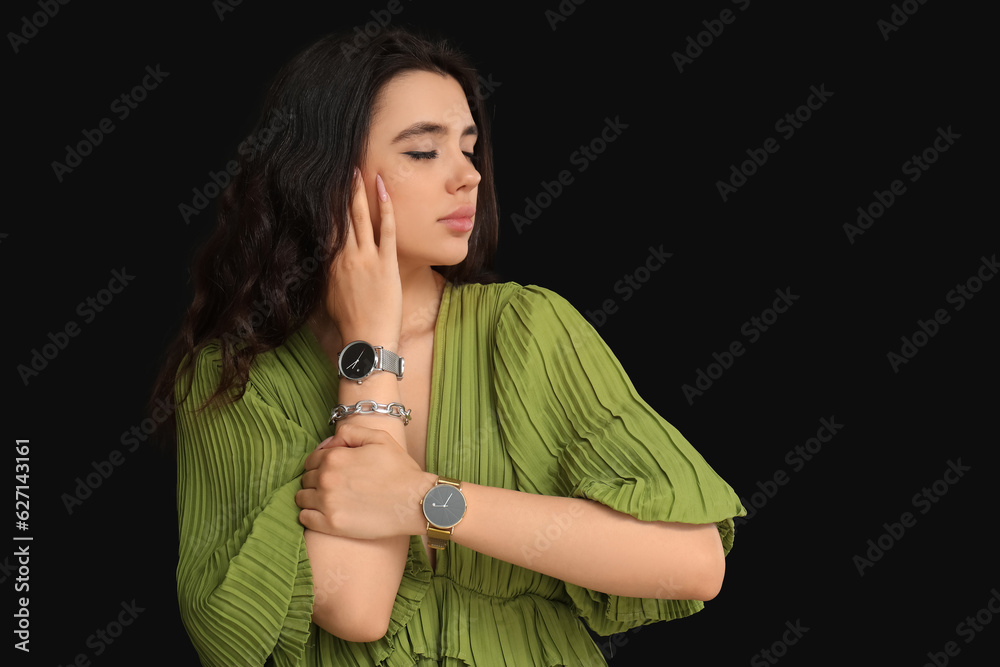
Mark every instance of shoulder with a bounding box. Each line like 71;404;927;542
449;281;580;321
445;281;587;340
447;282;596;363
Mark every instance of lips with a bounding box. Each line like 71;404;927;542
438;205;476;233
439;206;476;221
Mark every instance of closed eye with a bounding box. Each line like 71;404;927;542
403;150;479;163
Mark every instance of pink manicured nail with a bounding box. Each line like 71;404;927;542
376;174;388;202
316;436;334;450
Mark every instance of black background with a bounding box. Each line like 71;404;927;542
5;1;995;665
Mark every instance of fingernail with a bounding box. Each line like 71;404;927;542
353;167;360;180
316;436;334;450
376;174;388;202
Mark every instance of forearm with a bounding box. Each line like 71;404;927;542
304;529;409;642
415;476;725;600
307;372;410;641
334;362;407;444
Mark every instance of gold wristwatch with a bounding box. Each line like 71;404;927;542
421;476;467;549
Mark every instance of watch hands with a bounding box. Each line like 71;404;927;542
432;494;455;509
346;351;364;370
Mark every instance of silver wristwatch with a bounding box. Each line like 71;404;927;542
337;340;404;383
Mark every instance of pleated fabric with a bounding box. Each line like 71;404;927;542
174;282;746;666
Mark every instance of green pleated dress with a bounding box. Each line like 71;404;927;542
175;282;746;667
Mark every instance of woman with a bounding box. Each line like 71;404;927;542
154;27;745;666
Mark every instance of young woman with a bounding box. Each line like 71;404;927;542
154;27;745;667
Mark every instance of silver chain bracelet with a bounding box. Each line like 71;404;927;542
329;400;411;426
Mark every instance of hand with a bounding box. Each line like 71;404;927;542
325;169;402;348
295;423;432;539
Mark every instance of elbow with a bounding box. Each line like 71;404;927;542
691;559;725;601
312;596;392;643
647;553;725;601
654;524;726;601
688;539;726;601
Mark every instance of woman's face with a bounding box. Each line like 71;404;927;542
361;70;481;272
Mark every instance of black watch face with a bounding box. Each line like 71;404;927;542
340;342;376;380
423;485;466;528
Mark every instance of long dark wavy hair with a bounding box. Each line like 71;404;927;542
150;27;498;450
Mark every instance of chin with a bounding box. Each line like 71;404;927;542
404;251;469;272
435;253;470;268
430;244;472;268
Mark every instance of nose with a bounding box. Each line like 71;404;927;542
446;149;482;194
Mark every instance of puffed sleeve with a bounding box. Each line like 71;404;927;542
492;285;746;636
174;341;319;667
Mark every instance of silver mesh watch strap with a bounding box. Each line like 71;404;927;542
375;347;404;379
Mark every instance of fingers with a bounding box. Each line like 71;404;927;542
304;436;345;471
303;424;397;470
334;422;401;448
295;486;319;508
341;177;357;248
349;167;375;249
315;435;346;451
375;173;396;258
297;507;325;532
300;468;320;490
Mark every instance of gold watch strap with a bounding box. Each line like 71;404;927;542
426;476;462;550
437;476;461;489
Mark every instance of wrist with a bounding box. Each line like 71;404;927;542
405;472;439;535
338;331;400;352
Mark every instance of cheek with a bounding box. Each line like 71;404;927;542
381;173;424;225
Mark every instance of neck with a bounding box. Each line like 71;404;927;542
398;265;447;346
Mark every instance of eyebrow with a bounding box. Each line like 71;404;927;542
390;121;478;144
